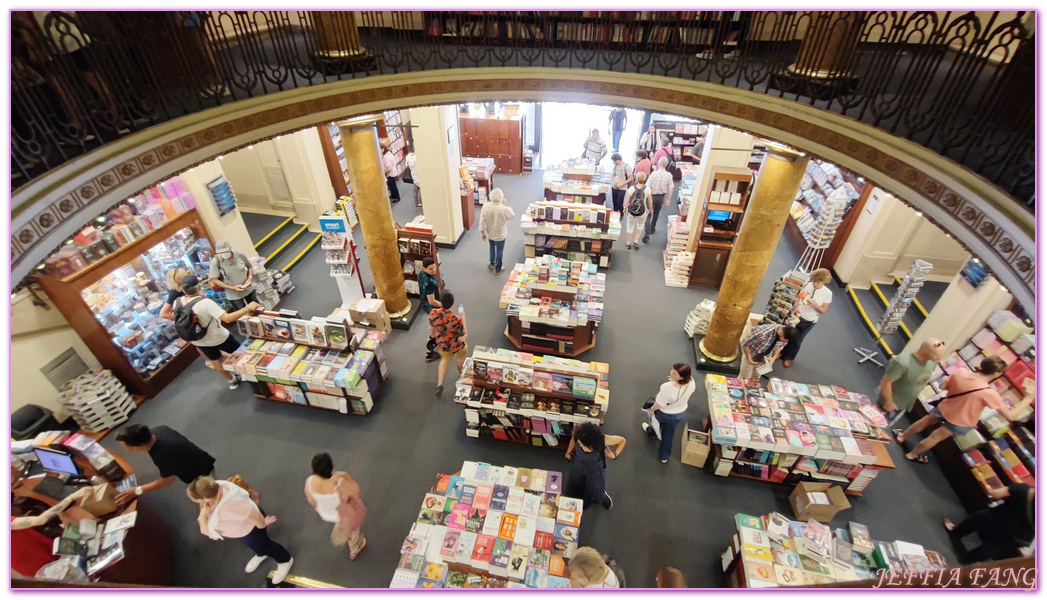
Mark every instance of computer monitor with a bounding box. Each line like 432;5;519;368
35;448;81;476
707;210;731;222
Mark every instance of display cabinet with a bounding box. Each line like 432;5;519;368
33;210;217;398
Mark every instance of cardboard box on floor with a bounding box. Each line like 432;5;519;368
789;481;851;523
681;420;711;468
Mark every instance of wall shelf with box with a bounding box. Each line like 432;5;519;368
690;166;754;288
454;346;610;451
520;202;620;269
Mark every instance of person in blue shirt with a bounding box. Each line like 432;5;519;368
418;257;443;362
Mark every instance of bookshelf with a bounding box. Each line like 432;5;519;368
326;123;352;193
378;109;408;177
721;511;949;588
785;159;871;271
541;159;610;203
499;256;604;358
397;222;443;298
389;460;584;588
226;312;388;416
462;157;495;204
760;270;810;326
520;201;620;269
707;374;896;496
652;118;707;170
454;346;610;451
459;114;525;174
691;166;754;288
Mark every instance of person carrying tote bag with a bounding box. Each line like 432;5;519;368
641;363;696;464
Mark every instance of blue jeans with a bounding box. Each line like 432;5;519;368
647;410;686;461
240;526;291;563
611;129;623;152
489;239;505;270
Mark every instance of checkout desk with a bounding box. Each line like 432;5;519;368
11;445;174;586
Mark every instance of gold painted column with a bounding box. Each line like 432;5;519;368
787;11;865;80
310;11;367;59
337;115;410;317
699;144;809;362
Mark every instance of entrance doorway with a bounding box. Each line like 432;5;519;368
538;102;645;171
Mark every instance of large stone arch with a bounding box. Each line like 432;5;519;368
12;68;1034;309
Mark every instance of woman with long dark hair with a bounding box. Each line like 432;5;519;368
304;453;368;559
641;363;695;464
564;423;626;510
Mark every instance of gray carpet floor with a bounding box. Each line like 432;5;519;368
101;172;964;588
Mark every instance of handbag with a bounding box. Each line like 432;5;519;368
79;484;118;517
227;474;261;504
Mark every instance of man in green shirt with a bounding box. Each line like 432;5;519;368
877;338;946;426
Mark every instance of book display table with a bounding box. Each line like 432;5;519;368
499;256;605;357
521;201;620;268
707;375;895;495
390;461;584;588
721;512;948;588
454;345;610;450
541;158;611;203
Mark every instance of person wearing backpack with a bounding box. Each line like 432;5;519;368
623;171;651;249
209;241;258;311
175;274;261;389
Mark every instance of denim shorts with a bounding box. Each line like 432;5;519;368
930;405;973;436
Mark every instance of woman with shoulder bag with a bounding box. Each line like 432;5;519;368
188;475;294;584
641;363;696;463
304;453;368;559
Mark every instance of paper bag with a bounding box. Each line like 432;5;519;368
79;484;118;517
645;408;662;441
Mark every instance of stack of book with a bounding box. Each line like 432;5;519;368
455;346;610;449
876;259;931;335
49;510;137;577
707;375;894;493
663;216;691;266
248;257;292;311
665;251;694;288
335;196;359;231
520;202;620;268
390;461;581;588
684;299;716;338
60;370;136;433
722;512;947;588
499;257;605;323
761;270;809;325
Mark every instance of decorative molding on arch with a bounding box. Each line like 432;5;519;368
12;68;1034;309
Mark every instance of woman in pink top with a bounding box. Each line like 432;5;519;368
895;357;1033;463
304;453;368;559
188;476;295;584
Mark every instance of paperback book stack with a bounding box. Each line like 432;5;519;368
335;196;359;231
500;257;605;324
520;202;620;268
229;310;386;415
248;256;293;310
722;512;947;588
455;346;610;449
706;375;894;493
876;259;932;335
45;509;139;579
60;370;136;433
663;216;693;287
390;461;582;589
684;299;717;338
761;270;809;325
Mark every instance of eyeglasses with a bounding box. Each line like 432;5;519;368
934;341;946;347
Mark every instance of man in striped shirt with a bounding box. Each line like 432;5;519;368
739;323;797;381
582;129;608;164
643;156;675;243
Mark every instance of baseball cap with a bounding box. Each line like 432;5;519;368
181;274;200;288
216;241;232;254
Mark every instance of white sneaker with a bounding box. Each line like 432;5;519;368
245;555;266;574
272;558;293;585
229;375;242;390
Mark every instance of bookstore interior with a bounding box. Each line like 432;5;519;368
10;98;1035;590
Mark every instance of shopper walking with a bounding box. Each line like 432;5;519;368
943;483;1034;564
114;423;216;505
633;150;652;179
430;291;467;398
478;188;515;275
641;363;695;463
638;125;659;155
188;475;294;584
780;268;833;368
643;156;675;243
895;357;1033;463
582;129;608;164
623;171;651;250
405;151;422;207
739;324;797;381
209;241;258;311
652;136;672;169
609;153;634;215
304;453;368;560
607;107;627;153
564;423;626;511
174;274;261;389
568;547;621;588
876;338;947;426
418;257;443;362
382;142;401;203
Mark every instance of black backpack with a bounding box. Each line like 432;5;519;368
173;297;209;341
664;151;678;176
627;184;647;216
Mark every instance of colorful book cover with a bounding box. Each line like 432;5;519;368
417;509;447;526
515;468;532;489
453;531;478;564
271;319;293;340
439;530;462;559
325;322;348;350
490;485;509;511
529;469;548;492
505;488;526;514
473;484;493;511
472;360;489;380
498;514;519;541
571;376;597;398
421;493;447;512
545;472;563;494
474;462;492;482
523;566;548;588
556;496;583;513
538;493;558;518
490;538;512;574
553;522;579;544
308;322;327;347
548;554;567;578
487;363;505;383
532;371;553;392
446;476;465;500
507;544;530;581
520;491;542;519
470;534;495;569
533;531;554;552
465;507;487;534
736;513;765;530
447;504;470;531
481;510;504;538
550;373;573;394
459;484;476;507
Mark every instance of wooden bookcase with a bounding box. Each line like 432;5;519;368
459;114;525;174
378;109;408;176
690;166;754;288
32;210;213;398
397;227;443;298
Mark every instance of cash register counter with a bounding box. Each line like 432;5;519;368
11;449;174;586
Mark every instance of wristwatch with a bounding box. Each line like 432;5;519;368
134;486;144;496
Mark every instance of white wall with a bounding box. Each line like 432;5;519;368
220;145;277;214
902;272;1013;356
410;105;465;244
181;160;258;258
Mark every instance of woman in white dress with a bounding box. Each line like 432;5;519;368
304;453;368;559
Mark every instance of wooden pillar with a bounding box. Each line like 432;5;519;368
337;115;410;317
700;144;809;362
787;11;865;79
310;11;367;58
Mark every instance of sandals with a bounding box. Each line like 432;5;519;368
892;428;906;444
906;454;930;464
349;537;367;560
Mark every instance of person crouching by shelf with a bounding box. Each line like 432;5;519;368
209;241;259;311
895;356;1033;464
478;188;515;275
304;453;368;560
418;257;443;363
175;274;261;390
641;363;696;464
876;338;947;427
564;423;626;511
738;324;797;381
115;423;217;505
430;290;467;398
188;476;294;585
780;268;833;368
943;483;1034;564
